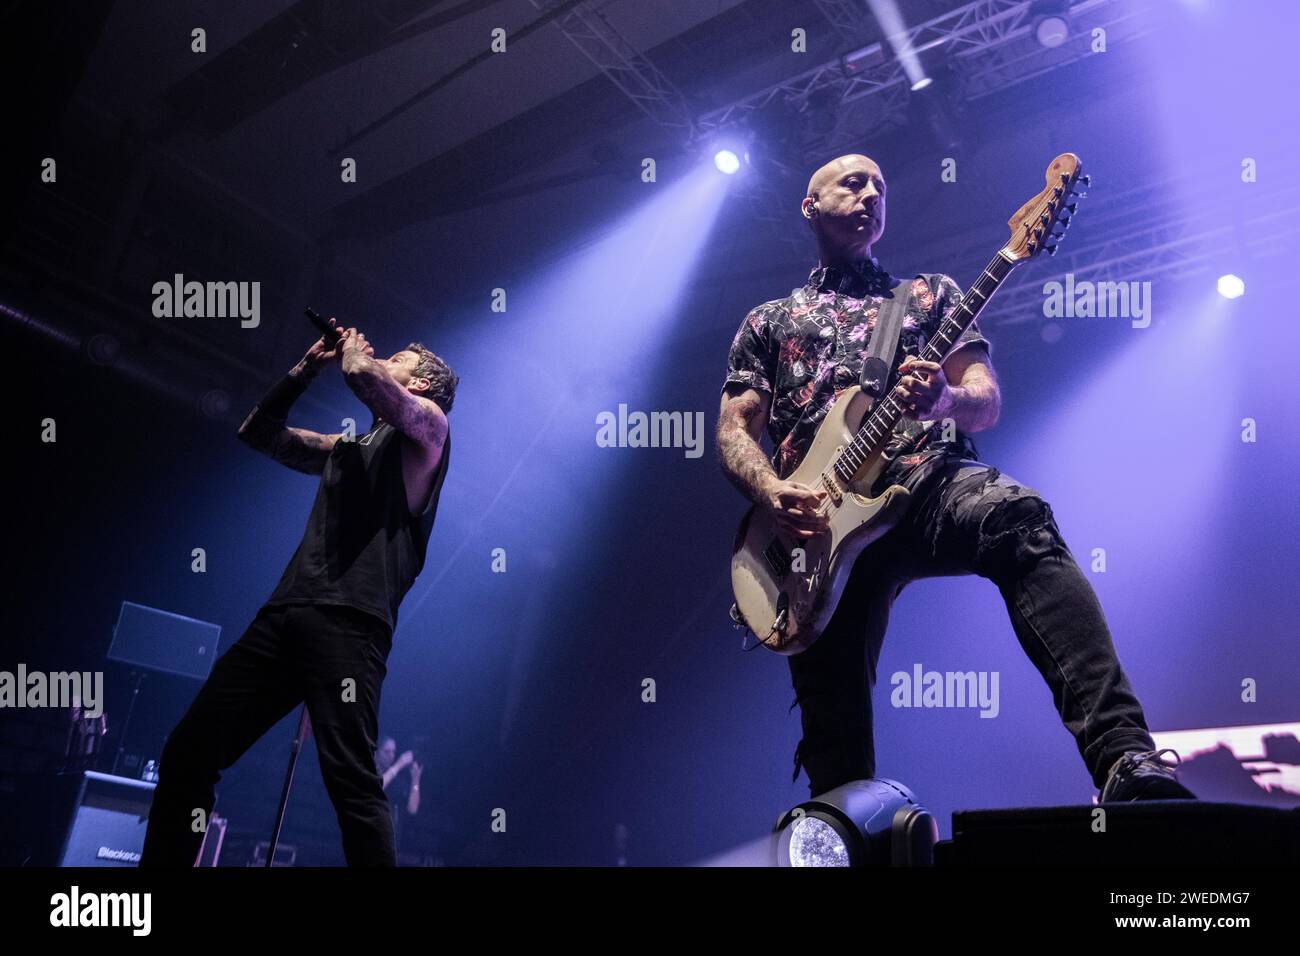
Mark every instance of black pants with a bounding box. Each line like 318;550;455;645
140;602;395;867
788;452;1158;797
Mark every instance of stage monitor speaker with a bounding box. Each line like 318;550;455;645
108;601;221;680
54;771;155;866
939;801;1299;866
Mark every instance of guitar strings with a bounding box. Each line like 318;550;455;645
807;184;1065;518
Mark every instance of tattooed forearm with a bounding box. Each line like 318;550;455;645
238;414;337;475
238;415;337;475
237;364;338;474
717;391;778;504
271;428;338;474
930;365;1001;434
341;353;447;448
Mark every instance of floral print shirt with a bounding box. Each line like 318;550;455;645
723;259;991;479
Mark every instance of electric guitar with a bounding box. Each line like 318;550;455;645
730;153;1087;655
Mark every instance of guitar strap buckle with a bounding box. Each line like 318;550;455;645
858;277;916;398
858;356;889;398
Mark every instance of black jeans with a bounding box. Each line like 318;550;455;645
788;452;1157;797
140;602;395;867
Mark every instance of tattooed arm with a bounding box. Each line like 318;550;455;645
717;385;779;503
238;335;343;475
338;329;447;452
897;343;1001;433
717;385;829;539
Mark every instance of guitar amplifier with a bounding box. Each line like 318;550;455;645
52;771;154;866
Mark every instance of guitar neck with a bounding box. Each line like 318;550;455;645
832;249;1019;484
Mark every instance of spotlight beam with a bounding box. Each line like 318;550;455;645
866;0;931;91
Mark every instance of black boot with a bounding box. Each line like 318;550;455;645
1100;748;1197;801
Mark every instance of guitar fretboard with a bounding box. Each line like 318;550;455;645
832;249;1018;485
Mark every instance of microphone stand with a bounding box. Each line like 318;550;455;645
263;310;334;867
266;705;311;867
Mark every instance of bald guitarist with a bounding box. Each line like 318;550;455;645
717;153;1195;804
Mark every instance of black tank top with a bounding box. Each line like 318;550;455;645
266;421;451;630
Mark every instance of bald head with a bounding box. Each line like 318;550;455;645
802;154;886;257
806;154;877;200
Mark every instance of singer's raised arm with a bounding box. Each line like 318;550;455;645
237;339;342;475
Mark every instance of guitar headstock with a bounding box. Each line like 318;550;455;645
1005;152;1088;261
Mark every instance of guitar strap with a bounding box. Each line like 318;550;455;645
858;275;916;398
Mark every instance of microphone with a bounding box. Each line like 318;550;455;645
304;307;341;346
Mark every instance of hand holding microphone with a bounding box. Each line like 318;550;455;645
304;307;341;346
302;308;374;374
300;312;344;375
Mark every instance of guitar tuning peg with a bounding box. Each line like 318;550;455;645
1033;227;1045;241
1050;230;1066;241
1040;211;1052;224
1079;174;1091;186
1065;202;1078;214
1053;186;1064;198
1045;244;1058;257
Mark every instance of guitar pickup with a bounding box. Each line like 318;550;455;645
763;539;791;578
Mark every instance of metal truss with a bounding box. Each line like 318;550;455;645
810;0;876;42
701;171;1300;335
740;177;811;263
495;0;1296;319
812;0;1155;161
957;0;1152;100
526;1;1152;149
527;0;696;135
694;0;1144;140
675;0;1158;253
969;177;1300;329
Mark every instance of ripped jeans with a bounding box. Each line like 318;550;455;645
787;451;1158;797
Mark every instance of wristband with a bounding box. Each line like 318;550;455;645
256;370;310;420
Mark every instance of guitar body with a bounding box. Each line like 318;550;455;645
730;386;912;656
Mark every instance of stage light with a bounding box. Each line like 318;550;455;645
1035;16;1069;47
198;389;232;419
714;149;741;175
1217;274;1244;299
85;332;121;366
1030;0;1071;48
841;43;884;75
910;76;933;91
773;778;938;867
787;814;851;866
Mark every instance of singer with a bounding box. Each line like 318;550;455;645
140;317;458;867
